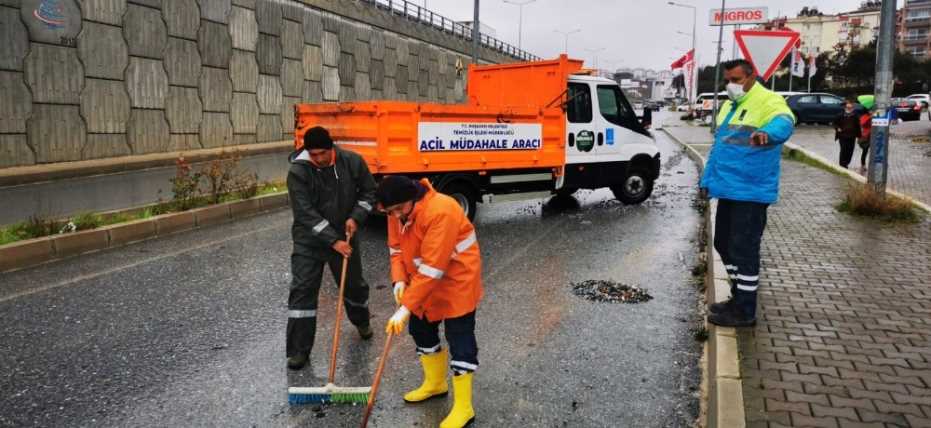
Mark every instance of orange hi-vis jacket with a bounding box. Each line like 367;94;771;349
388;179;483;322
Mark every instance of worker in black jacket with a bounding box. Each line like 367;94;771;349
286;126;377;370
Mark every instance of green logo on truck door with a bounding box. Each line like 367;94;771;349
576;130;595;152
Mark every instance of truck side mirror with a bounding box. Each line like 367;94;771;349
640;108;652;129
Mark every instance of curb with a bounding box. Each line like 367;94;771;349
0;191;291;274
0;141;293;187
783;142;931;214
662;127;747;428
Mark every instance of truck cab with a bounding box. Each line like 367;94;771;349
561;75;660;204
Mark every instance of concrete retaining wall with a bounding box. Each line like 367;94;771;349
0;0;523;169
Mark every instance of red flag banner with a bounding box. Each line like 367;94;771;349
670;49;695;70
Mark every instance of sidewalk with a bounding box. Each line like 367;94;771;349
665;122;931;427
788;123;931;208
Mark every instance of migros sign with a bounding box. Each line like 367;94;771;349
710;7;769;26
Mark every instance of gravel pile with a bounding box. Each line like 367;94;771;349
571;280;653;304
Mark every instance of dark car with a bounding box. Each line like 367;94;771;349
786;93;848;124
643;101;663;112
891;98;924;121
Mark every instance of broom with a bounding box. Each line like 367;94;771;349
288;232;371;405
359;311;398;427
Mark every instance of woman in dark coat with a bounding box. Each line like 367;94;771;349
833;98;861;169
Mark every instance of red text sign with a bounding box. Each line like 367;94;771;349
710;7;769;26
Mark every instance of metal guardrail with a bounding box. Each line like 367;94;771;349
358;0;543;61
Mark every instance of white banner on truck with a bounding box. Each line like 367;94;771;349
418;122;543;152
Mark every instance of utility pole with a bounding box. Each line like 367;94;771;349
711;0;726;134
471;0;480;65
868;0;896;196
503;0;537;49
669;2;697;110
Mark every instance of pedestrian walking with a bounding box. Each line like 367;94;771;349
285;126;377;370
377;176;483;428
833;98;861;169
700;59;796;327
857;95;876;173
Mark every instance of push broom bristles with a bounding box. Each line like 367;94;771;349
288;384;371;405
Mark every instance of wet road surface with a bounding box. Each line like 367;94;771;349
0;131;704;428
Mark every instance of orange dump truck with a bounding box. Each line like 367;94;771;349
294;55;659;219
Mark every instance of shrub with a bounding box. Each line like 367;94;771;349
235;173;260;200
72;212;103;230
837;184;920;223
170;157;203;211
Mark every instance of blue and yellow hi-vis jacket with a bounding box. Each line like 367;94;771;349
700;83;795;204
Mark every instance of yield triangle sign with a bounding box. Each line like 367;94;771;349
734;30;801;81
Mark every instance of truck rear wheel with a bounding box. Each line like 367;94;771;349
439;182;478;222
611;169;653;205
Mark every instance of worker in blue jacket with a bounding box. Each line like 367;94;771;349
701;59;795;327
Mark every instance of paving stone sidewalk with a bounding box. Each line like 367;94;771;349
663;122;931;427
788;124;931;208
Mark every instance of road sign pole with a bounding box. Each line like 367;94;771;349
710;0;727;134
868;0;896;196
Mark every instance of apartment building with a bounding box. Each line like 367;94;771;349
900;0;931;58
760;3;883;57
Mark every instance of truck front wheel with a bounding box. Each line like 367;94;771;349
611;169;654;205
440;182;478;221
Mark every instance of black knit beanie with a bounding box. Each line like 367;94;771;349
304;126;334;150
376;176;421;207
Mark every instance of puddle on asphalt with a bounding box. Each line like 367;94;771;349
570;280;653;304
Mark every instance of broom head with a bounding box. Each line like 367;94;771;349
288;383;371;405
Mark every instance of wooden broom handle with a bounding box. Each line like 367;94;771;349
361;330;395;428
327;235;352;384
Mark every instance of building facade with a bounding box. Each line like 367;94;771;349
758;3;882;57
900;0;931;58
777;4;882;57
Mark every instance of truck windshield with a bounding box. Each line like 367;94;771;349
597;85;639;130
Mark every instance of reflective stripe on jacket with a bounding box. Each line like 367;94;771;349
388;179;483;322
700;83;795;204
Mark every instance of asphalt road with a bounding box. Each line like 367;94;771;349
0;131;704;428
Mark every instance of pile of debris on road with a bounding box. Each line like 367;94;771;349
571;280;653;304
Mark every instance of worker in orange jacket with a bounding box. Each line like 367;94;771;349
376;176;482;428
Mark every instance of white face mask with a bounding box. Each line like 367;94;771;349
726;82;746;101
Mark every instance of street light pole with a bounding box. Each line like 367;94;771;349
711;0;726;134
668;2;697;108
585;47;605;70
868;0;896;196
503;0;537;50
554;29;581;54
472;0;480;65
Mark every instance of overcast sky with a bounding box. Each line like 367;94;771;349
418;0;869;70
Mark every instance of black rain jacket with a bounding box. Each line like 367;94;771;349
287;146;376;255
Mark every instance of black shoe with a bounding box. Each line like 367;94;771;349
707;304;756;327
708;297;734;314
287;354;308;370
356;324;373;340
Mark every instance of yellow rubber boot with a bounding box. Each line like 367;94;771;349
403;349;449;403
439;373;475;428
